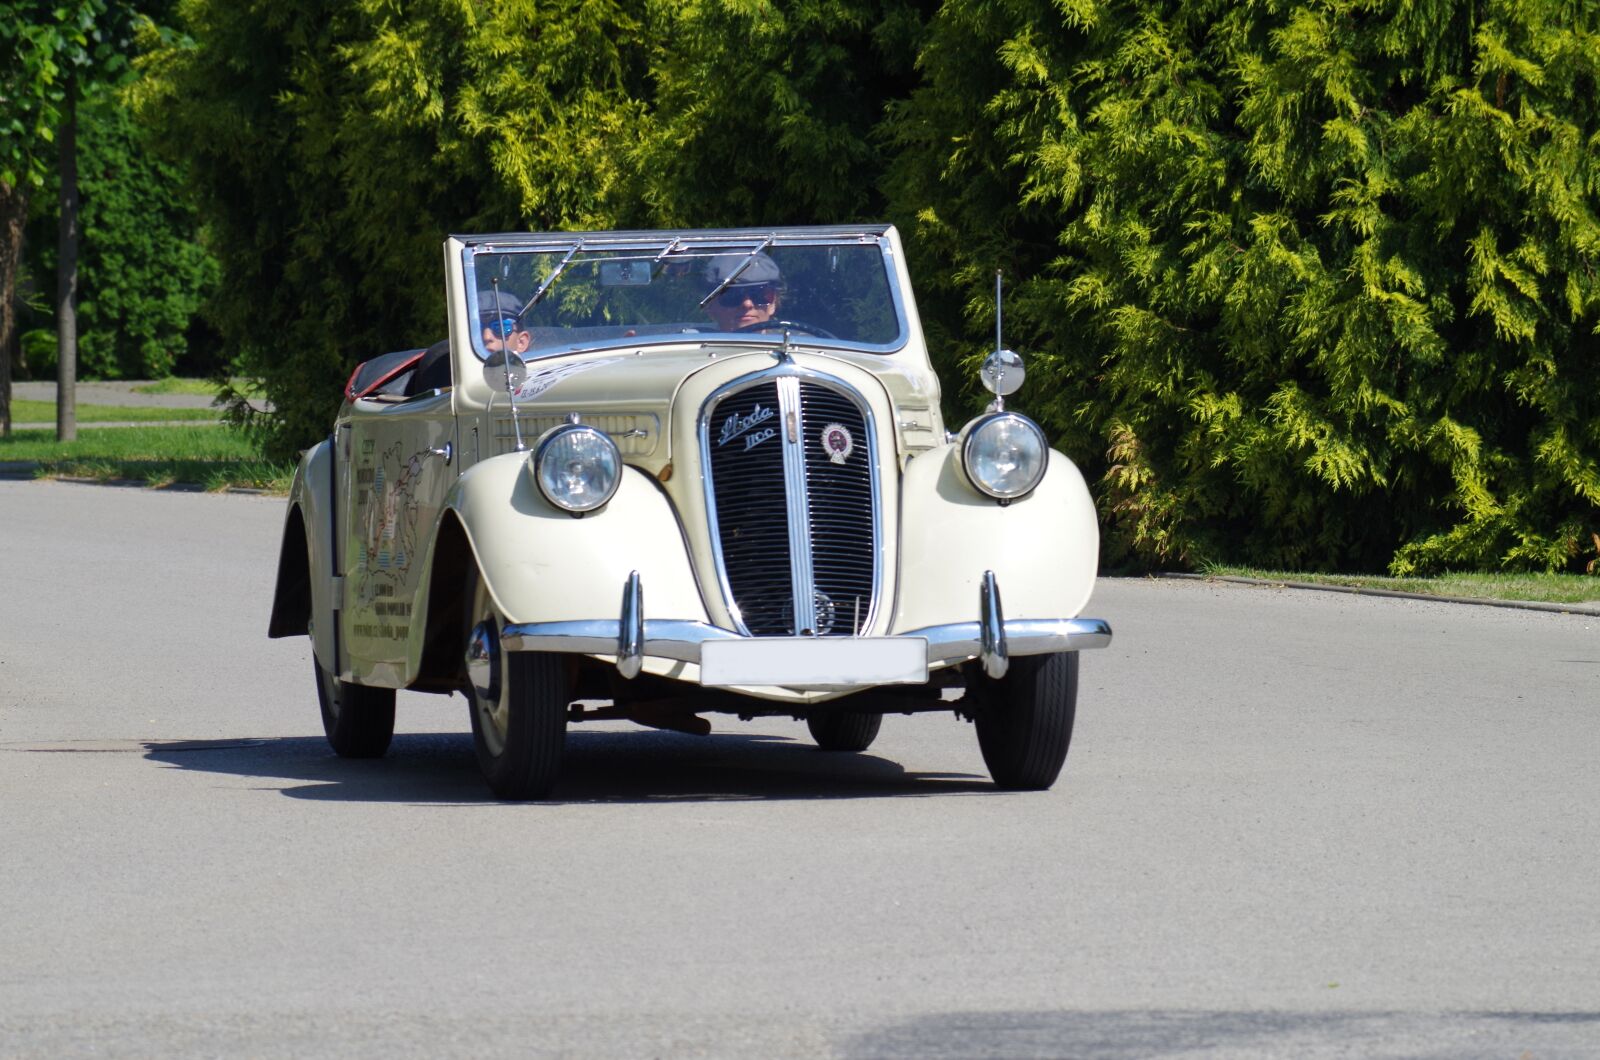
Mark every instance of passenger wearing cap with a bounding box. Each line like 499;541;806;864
396;287;530;398
479;289;532;355
703;252;784;332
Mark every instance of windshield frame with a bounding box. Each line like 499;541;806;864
458;228;911;362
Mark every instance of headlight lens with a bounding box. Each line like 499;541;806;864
534;425;622;513
961;412;1048;500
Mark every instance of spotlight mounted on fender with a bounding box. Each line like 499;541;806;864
961;270;1045;502
981;269;1026;410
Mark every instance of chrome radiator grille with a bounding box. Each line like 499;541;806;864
704;375;878;637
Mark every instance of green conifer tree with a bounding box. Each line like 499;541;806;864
623;0;927;227
134;0;645;459
889;0;1600;573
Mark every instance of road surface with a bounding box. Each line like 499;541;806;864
1;479;1596;1057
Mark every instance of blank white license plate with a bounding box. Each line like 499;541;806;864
700;637;929;689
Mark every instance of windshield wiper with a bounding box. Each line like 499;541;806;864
523;241;583;315
699;234;775;308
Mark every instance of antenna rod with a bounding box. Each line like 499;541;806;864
491;277;526;451
995;269;1003;353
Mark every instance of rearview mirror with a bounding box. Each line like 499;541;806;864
600;260;652;286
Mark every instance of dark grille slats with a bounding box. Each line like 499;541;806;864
706;383;793;635
706;375;878;638
799;384;875;635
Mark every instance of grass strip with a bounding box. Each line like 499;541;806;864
9;398;220;423
0;425;294;492
1201;564;1600;605
131;377;264;397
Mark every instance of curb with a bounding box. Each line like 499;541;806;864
0;464;275;497
10;419;226;430
1157;572;1600;618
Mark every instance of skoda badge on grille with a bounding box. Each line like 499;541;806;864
718;403;777;448
821;423;854;465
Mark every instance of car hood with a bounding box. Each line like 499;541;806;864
488;342;929;477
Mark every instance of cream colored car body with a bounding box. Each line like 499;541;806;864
270;225;1107;712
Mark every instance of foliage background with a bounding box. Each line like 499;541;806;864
131;0;648;449
0;0;109;428
889;0;1600;575
21;90;219;379
114;0;1600;573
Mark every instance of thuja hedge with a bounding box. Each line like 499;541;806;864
889;0;1600;573
139;0;1600;573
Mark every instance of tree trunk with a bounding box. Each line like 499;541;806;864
0;178;25;439
57;73;80;443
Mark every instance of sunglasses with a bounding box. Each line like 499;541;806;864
714;283;778;309
485;317;520;339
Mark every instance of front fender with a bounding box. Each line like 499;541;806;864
436;451;710;632
892;445;1100;630
269;438;339;672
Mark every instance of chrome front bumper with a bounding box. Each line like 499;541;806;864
499;570;1112;683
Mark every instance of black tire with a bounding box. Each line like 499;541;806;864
806;711;883;752
313;657;396;759
974;651;1078;790
465;582;568;800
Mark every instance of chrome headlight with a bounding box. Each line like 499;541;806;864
533;424;622;513
961;412;1048;501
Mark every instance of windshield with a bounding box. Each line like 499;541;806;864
463;236;907;360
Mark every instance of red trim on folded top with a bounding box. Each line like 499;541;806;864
346;349;426;400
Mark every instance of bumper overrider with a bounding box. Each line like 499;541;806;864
498;570;1112;692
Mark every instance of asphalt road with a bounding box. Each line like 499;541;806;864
1;479;1597;1058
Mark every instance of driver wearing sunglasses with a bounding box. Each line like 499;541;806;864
703;252;784;332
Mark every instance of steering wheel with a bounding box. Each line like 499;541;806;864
735;318;838;340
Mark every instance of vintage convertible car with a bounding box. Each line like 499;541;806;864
268;224;1112;799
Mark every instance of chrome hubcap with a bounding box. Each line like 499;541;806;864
466;619;500;703
465;618;507;753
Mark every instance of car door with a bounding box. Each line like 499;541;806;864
340;389;458;686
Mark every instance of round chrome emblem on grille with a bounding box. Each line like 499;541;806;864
821;423;854;465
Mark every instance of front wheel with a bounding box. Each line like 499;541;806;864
313;657;396;758
465;580;569;800
806;711;882;752
974;652;1078;790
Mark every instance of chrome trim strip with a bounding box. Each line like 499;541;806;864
502;619;742;662
979;570;1008;679
857;384;885;635
617;571;644;679
911;618;1114;664
636;620;747;659
777;377;817;633
699;381;763;636
500;617;1113;666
